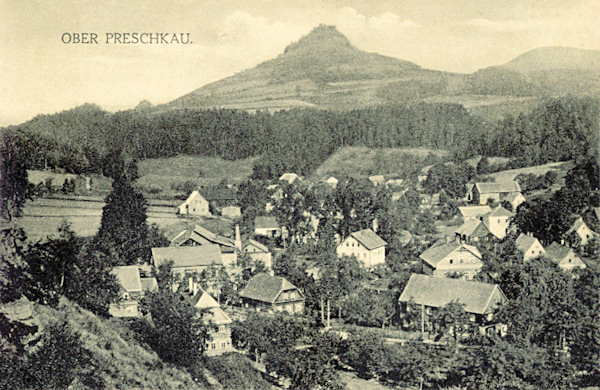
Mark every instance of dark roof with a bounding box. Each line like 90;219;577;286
474;181;521;194
545;242;574;262
255;216;279;230
201;186;236;201
349;228;387;250
420;242;482;267
152;245;223;269
515;233;540;253
239;273;301;304
455;219;491;238
193;225;235;247
398;274;506;315
244;239;269;253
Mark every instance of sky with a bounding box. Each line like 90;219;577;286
1;0;599;126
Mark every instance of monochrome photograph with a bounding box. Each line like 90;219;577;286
1;1;599;388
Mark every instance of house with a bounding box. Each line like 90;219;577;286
254;216;281;238
398;274;507;335
151;245;223;278
279;172;300;185
242;239;273;270
221;206;241;219
504;192;526;210
177;190;210;217
386;179;404;188
515;233;545;261
368;175;385;186
201;186;237;208
324;176;339;188
336;228;387;268
455;218;492;244
545;242;587;270
466;181;522;205
481;205;513;239
240;273;305;314
170;224;240;267
565;217;598;247
420;241;483;280
458;205;492;221
109;266;157;318
186;281;233;356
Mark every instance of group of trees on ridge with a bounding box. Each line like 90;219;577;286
4;96;597;180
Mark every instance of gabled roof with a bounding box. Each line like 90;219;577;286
458;206;491;219
239;273;301;304
205;306;233;325
455;219;491;238
593;207;600;221
398;274;506;315
545;242;575;263
193;225;235;247
565;217;591;235
140;277;158;292
111;266;142;292
243;239;269;253
504;192;525;203
515;233;541;253
474;181;521;194
201;186;236;201
255;216;279;230
152;245;223;269
182;190;206;204
420;242;482;267
487;205;514;218
368;175;385;185
348;228;387;250
192;290;220;309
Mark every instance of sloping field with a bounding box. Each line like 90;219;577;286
484;160;572;183
314;146;449;179
136;154;258;196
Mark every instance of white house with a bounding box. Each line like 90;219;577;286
420;242;483;280
254;216;281;238
545;242;587;270
368;175;385;186
482;205;513;239
279;172;300;185
504;192;526;210
466;181;522;205
565;217;598;247
242;239;273;270
515;233;545;261
109;266;157;318
336;228;387;268
177;190;210;217
458;205;492;221
324;176;339;188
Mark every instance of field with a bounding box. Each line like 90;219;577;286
19;197;183;240
314;146;449;179
482;160;571;183
135;154;258;198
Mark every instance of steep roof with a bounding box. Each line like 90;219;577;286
111;266;142;292
192;290;220;309
565;217;592;235
475;181;521;194
244;238;269;253
545;242;574;263
193;225;235;247
593;207;600;221
240;273;300;304
348;228;387;250
420;242;482;267
515;233;541;253
152;245;223;269
459;205;491;219
398;274;506;315
201;186;236;201
255;216;279;230
504;192;525;203
487;205;514;218
140;277;158;292
455;219;491;238
279;172;299;183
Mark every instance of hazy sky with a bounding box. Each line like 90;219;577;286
1;0;599;126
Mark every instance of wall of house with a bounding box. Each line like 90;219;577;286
187;196;209;216
433;252;483;280
523;242;545;261
336;236;385;267
486;216;510;239
559;252;587;270
109;300;140;317
576;225;595;246
245;249;272;269
255;227;279;237
206;328;233;356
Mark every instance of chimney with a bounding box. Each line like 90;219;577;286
372;218;378;233
193;282;199;297
235;224;242;251
560;239;565;246
188;276;194;293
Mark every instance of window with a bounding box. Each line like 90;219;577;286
346;242;349;247
459;259;463;264
449;259;453;264
211;343;216;350
221;342;226;349
352;242;355;247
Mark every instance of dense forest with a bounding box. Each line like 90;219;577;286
4;97;598;179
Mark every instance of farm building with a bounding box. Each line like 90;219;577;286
466;181;522;205
420;241;483;280
254;216;281;238
177;191;210;216
240;273;304;314
151;245;223;278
